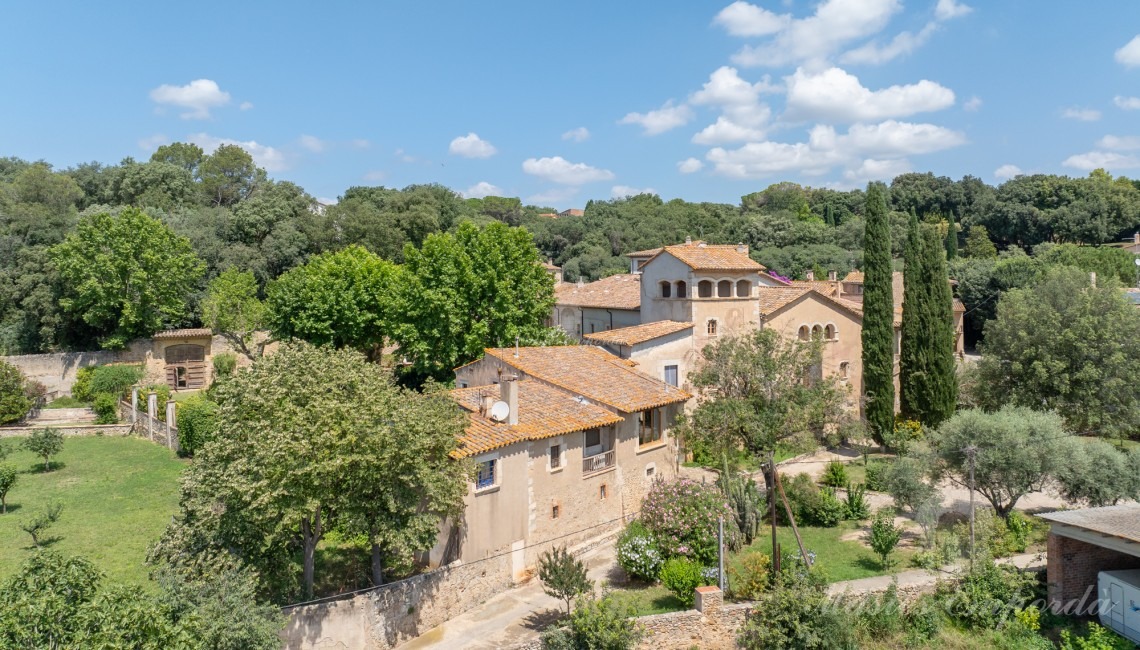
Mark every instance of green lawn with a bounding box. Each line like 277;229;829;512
730;521;914;585
605;584;686;616
836;452;895;487
0;435;186;587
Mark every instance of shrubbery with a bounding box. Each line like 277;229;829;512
844;483;870;520
616;520;663;582
541;594;642;650
92;393;118;424
177;395;219;456
729;551;770;600
640;478;735;565
213;352;238;378
782;473;845;527
821;460;848;488
71;366;96;402
89;365;142;399
0;359;33;425
659;557;706;607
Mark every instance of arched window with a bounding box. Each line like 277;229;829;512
717;280;732;297
698;280;713;298
707;319;718;336
839;361;850;380
675;281;687;298
736;279;751;297
824;324;836;341
798;325;810;341
660;281;671;298
811;324;823;340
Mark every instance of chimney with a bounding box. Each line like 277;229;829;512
577;277;585;288
480;394;494;416
828;270;837;282
685;236;692;245
805;270;815;281
500;376;519;425
736;242;747;254
1090;271;1097;288
1134;232;1139;245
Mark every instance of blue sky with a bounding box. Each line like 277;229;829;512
3;1;1140;208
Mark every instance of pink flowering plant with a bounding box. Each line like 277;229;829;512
640;478;737;566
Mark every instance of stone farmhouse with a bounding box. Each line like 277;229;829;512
431;345;689;580
552;240;965;412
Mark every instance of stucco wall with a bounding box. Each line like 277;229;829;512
626;329;698;390
763;293;864;408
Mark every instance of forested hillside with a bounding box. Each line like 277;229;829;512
3;142;1140;355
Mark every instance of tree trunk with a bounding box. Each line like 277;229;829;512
371;542;384;586
301;506;323;599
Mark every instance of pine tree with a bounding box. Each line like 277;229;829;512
922;227;958;425
899;212;926;423
861;183;895;445
945;212;958;260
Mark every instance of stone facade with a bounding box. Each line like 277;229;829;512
0;423;132;438
1047;532;1140;613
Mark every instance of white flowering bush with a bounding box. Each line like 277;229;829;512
616;520;664;582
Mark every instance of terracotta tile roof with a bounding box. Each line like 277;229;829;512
484;346;690;413
843;271;864;282
449;381;622;457
649;242;763;272
757;287;811;316
953;298;966;313
542;260;561;271
583;321;693;346
554;274;641;310
1039;505;1140;544
790;280;839;296
153;328;213;339
626;240;708;258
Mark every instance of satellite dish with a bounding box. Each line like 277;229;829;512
489;400;511;422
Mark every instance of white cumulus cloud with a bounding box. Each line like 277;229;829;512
611;185;658;199
299;135;326;153
705;119;964;180
149;79;232;119
692;117;769;145
678;158;704;174
729;0;902;68
935;0;973;21
1063;151;1140;171
841;22;939;65
1116;35;1140;67
462;181;505;199
449;133;497;158
527;187;579;205
522;156;615;185
1098;135;1140;150
843;158;912;184
994;164;1022;180
963;96;982;112
1061;107;1102;122
562;127;590;142
619;100;694;135
1115;96;1140;110
690;66;773;144
188;133;288;172
784;67;955;123
713;1;790;37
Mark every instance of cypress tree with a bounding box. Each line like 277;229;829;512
945;212;958;260
861;183;895;445
899;211;926;423
922;226;958;425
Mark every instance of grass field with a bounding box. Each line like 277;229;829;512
0;435;186;587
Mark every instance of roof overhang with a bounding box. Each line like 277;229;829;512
1046;521;1140;559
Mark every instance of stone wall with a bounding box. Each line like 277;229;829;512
2;345;149;397
0;424;132;438
282;548;515;650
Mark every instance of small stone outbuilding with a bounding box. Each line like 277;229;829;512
1040;505;1140;613
150;328;214;390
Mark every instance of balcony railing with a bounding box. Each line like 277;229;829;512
582;448;615;475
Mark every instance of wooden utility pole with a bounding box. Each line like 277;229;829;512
775;466;812;567
769;450;780;582
964;444;978;571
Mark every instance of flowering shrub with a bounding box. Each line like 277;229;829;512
641;478;736;565
616;520;663;582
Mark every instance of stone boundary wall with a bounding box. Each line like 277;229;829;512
0;424;132;438
281;527;622;650
3;342;152;397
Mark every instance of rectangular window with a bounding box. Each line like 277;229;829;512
476;459;496;490
664;365;679;387
458;380;469;388
599;485;607;500
552;504;560;519
585;429;601;450
549;444;561;470
639;409;663;446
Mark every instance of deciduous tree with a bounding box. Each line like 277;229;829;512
202;268;267;360
538;546;592;614
51;207;205;348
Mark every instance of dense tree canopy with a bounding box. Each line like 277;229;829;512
974;267;1140;438
51;206;205;348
